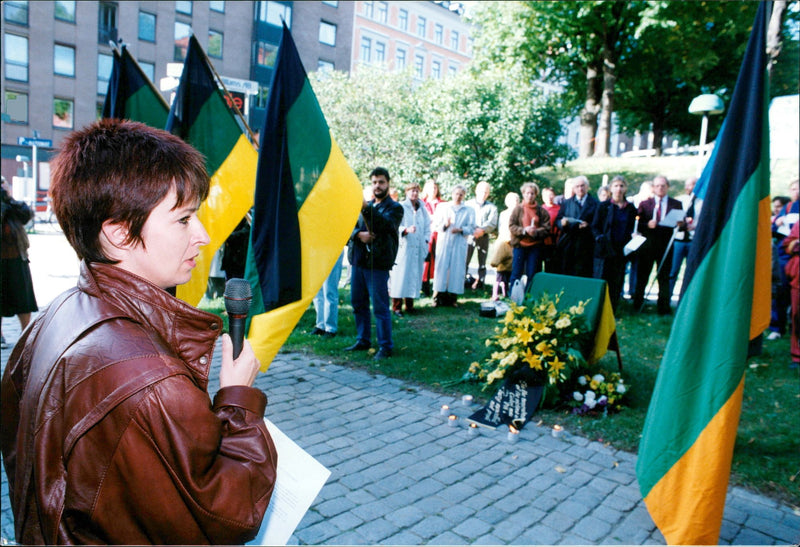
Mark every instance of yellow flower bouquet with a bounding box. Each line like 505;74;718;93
466;291;592;399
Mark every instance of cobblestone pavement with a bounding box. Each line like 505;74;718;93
1;231;799;544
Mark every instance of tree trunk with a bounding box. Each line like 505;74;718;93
578;64;602;158
652;120;664;157
594;57;616;157
767;1;787;77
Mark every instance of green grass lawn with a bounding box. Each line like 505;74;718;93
203;281;799;508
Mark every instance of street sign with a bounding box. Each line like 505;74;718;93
17;137;53;148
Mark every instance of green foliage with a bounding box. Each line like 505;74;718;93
309;64;570;199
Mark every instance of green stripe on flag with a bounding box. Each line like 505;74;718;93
186;93;241;178
287;79;331;208
126;86;168;129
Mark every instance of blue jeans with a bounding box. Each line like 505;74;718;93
509;245;542;293
669;240;691;299
314;251;343;333
350;264;392;351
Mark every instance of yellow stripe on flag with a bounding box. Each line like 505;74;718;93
643;375;745;545
249;138;362;371
750;196;771;339
588;286;616;364
177;135;257;306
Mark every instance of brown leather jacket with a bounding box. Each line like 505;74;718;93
1;262;278;545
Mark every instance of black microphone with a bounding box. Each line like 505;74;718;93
224;278;252;359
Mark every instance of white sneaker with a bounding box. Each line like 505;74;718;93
766;331;782;340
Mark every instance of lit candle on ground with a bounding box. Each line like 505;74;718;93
552;424;564;438
461;394;473;406
468;423;479;437
448;415;458;427
507;425;519;443
440;404;450;416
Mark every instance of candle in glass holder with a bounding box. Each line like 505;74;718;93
440;404;450;416
448;415;458;427
467;423;479;437
507;425;519;443
551;424;564;438
461;394;473;406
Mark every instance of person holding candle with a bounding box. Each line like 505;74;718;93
432;185;475;307
509;182;552;293
346;167;404;359
633;175;683;314
592;175;638;310
1;120;278;545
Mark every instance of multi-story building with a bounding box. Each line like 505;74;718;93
352;0;471;79
1;1;472;203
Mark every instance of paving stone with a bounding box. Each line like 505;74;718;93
356;517;399;543
733;527;775;545
328;511;365;532
409;515;453;540
541;510;578;532
572;515;612;542
384;530;425;545
452;516;492;539
514;523;561;545
429;530;469;545
385;505;426;528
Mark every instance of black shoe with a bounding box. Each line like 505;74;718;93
310;327;326;336
323;331;337;338
345;341;371;351
374;347;393;360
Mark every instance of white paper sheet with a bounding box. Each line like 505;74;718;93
247;419;331;546
777;213;799;236
658;208;686;228
624;234;646;256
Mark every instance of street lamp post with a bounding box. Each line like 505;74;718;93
689;94;725;174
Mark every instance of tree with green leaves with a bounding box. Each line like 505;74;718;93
309;65;570;200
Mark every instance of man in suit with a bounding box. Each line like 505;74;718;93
554;175;598;277
634;175;683;314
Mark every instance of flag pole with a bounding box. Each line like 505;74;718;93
190;31;260;147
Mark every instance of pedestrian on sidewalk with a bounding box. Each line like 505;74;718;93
0;176;38;349
1;120;277;545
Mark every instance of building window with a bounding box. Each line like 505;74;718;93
257;1;291;28
208;29;223;58
398;9;408;31
448;64;457;76
98;52;113;94
209;1;225;12
138;11;156;41
319;21;336;46
139;60;155;82
363;1;373;18
255;41;278;67
4;34;28;81
322;0;338;7
431;60;441;79
416;16;426;38
414;55;424;79
376;2;387;23
360;37;372;63
434;23;443;45
54;44;76;77
396;48;406;70
53;98;74;129
450;30;459;51
175;1;192;15
317;59;334;73
55;1;76;22
4;1;28;25
375;42;385;64
4;91;28;124
98;2;117;43
174;21;191;60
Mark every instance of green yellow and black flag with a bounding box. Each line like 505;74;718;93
244;25;362;370
636;2;771;544
166;34;258;306
102;44;169;128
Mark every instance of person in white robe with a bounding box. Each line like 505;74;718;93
432;185;475;307
390;182;431;316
